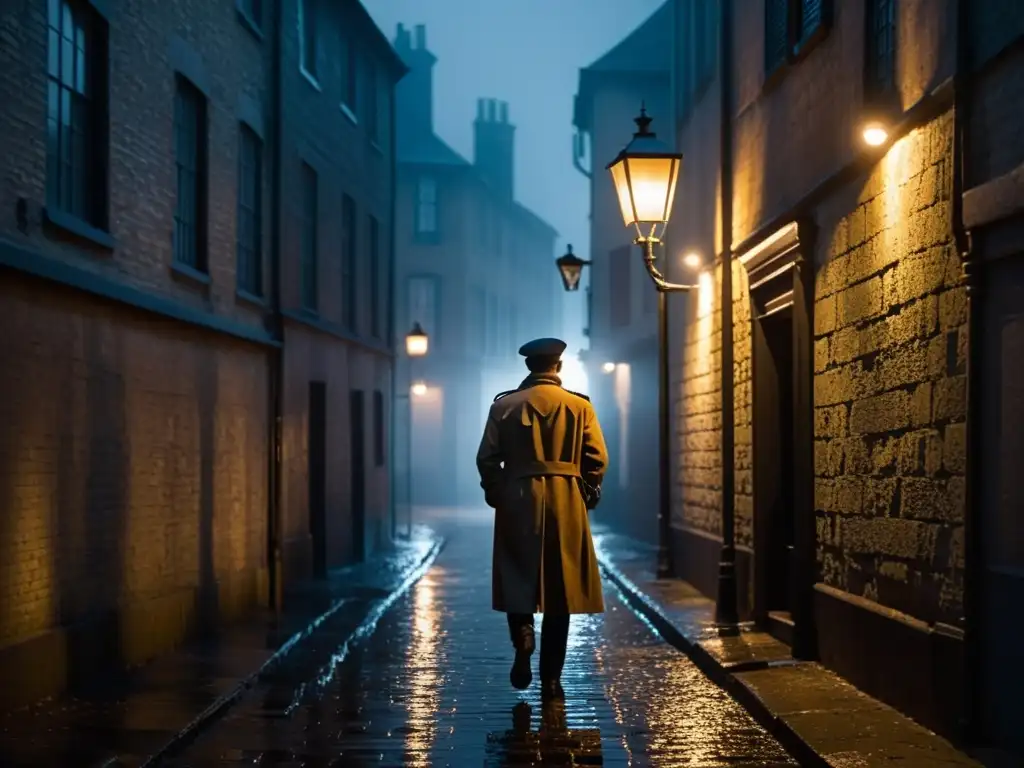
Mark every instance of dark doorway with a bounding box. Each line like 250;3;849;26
309;381;327;579
753;306;796;642
350;389;367;562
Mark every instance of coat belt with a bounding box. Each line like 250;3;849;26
506;460;581;481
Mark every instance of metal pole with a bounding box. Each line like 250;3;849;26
406;383;414;539
656;277;673;579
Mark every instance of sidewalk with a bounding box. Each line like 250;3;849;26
592;527;982;768
0;527;443;768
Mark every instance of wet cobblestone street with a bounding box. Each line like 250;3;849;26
167;517;798;766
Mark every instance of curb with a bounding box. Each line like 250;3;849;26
139;536;445;767
597;555;830;768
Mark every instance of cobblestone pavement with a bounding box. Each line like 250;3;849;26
166;518;798;767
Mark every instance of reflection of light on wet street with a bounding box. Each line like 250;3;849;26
403;570;444;765
167;517;797;766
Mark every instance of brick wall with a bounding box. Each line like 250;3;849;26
813;112;965;625
0;275;269;705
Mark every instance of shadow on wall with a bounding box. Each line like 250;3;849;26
55;316;129;692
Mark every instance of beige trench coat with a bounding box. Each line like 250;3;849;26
476;373;609;615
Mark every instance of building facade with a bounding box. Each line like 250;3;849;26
392;24;560;509
623;0;1023;756
0;0;402;711
571;2;673;545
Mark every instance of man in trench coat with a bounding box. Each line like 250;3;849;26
476;337;609;701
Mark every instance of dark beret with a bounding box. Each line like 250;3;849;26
517;337;567;357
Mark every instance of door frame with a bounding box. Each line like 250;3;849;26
738;219;817;660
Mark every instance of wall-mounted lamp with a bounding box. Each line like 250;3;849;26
555;244;592;292
601;362;617;374
405;322;429;357
861;120;889;147
411;381;428;397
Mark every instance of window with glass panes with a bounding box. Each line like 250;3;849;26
342;194;357;330
300;163;318;311
341;36;357;112
236;125;262;295
369;215;381;337
47;0;106;226
865;0;896;97
415;177;437;236
174;77;207;270
765;0;832;73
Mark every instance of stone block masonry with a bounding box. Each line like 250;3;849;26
813;111;966;626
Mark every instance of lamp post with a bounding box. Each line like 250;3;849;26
555;244;591;292
606;107;696;580
401;321;429;538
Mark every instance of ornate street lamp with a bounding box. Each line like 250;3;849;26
401;321;430;538
607;107;696;581
405;321;429;357
555;244;591;292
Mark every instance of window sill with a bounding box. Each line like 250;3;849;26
171;260;212;289
236;286;266;308
300;67;322;91
43;207;115;251
235;5;264;41
340;102;358;125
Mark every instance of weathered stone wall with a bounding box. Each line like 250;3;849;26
732;265;754;548
813;112;965;626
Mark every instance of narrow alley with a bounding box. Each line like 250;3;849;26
164;514;797;766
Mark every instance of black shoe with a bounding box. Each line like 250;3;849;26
540;679;565;701
510;628;535;691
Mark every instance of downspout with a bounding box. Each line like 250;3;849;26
715;0;739;629
951;0;979;745
388;83;400;542
268;0;285;612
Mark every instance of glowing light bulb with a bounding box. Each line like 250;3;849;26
862;122;889;147
411;381;428;397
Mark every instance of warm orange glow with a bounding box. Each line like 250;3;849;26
602;362;617;374
609;155;681;228
403;571;443;764
862;121;889;147
683;252;702;269
411;381;428;397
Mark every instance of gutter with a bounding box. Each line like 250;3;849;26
268;0;286;612
951;0;980;746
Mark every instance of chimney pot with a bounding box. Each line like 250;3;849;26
500;101;508;123
415;24;426;49
477;98;485;120
487;99;496;122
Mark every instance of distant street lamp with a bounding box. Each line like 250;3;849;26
555;244;591;292
401;321;430;538
607;107;697;582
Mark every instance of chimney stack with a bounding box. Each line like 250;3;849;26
473;98;515;200
394;22;437;135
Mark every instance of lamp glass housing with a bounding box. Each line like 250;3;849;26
405;323;429;357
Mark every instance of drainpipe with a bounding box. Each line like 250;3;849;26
714;0;740;630
388;82;400;542
952;0;979;746
267;0;286;613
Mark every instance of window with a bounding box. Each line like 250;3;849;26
237;0;261;28
369;215;381;338
865;0;896;99
373;390;385;467
407;275;440;346
610;245;631;328
299;0;317;79
236;125;262;296
342;194;357;330
301;163;318;311
415;176;438;237
174;77;207;270
765;0;831;73
341;36;357;115
366;61;380;144
47;0;108;229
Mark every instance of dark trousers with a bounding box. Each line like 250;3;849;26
507;613;570;681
